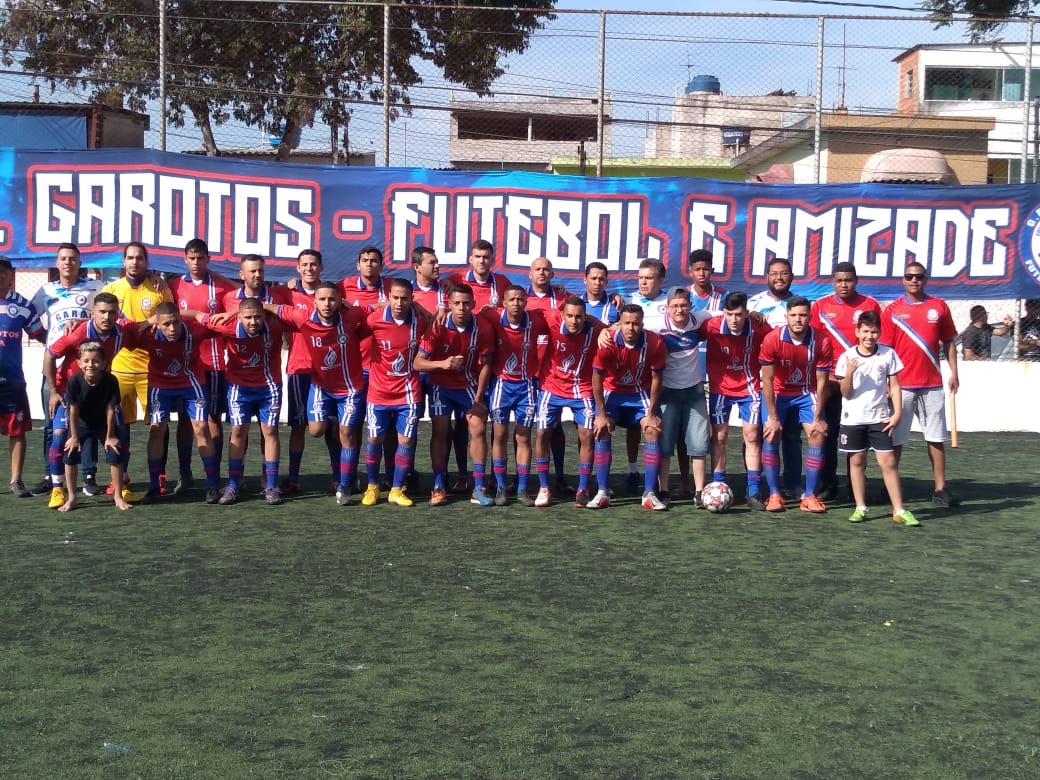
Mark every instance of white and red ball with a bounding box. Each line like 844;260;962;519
700;481;734;513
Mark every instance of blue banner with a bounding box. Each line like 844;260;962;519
3;147;1039;300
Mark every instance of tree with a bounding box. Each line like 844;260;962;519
924;0;1034;41
0;0;556;159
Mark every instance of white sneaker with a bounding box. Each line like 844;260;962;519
641;490;668;511
586;489;610;509
534;487;553;507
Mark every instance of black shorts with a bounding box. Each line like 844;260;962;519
838;422;894;454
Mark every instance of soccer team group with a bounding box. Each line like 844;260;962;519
0;237;958;525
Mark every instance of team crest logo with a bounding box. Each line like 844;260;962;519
245;353;261;368
620;370;635;385
207;300;218;312
142;297;153;311
561;355;576;373
504;354;519;374
323;347;338;368
7;304;18;317
391;352;407;375
75;294;87;306
1018;204;1040;286
338;334;347;344
927;308;939;323
851;311;861;323
489;292;499;305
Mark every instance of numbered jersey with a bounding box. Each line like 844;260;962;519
366;307;430;406
202;314;284;389
275;305;370;395
168;273;237;371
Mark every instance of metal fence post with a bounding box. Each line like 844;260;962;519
383;2;391;167
158;0;166;152
1023;19;1034;183
597;11;606;177
814;16;824;184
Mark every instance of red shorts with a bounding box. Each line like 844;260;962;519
0;385;32;437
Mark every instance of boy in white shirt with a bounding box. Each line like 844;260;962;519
834;310;918;527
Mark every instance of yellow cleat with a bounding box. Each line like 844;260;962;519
48;486;66;509
387;487;413;507
361;485;380;506
121;487;142;504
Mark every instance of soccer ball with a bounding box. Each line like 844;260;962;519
700;481;734;513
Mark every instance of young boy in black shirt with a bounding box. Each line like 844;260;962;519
58;342;132;512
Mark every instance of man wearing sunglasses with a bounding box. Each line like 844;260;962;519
880;262;959;508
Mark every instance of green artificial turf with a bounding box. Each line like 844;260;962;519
1;426;1039;778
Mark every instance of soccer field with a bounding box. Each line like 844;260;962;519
1;426;1039;778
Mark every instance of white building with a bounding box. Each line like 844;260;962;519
894;43;1039;183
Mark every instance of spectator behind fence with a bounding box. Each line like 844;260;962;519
961;305;1013;360
1019;299;1040;361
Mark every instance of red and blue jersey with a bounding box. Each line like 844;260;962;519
810;292;882;357
880;294;957;390
412;281;448;318
419;315;496;391
137;319;210;391
367;307;429;406
759;326;834;397
49;319;137;395
275;305;370;396
222;284;292;312
701;315;772;398
169;273;237;371
593;329;667;395
524;285;569;313
448;270;511;309
539;309;603;399
201;314;284;391
0;290;45;386
482;309;549;383
286;287;317;375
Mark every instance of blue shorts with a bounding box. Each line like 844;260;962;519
367;403;420;440
149;386;209;424
227;383;281;427
709;392;762;426
488;378;538;427
308;385;363;427
776;393;818;426
287;373;315;428
428;385;477;418
535;391;595;429
604;391;651;429
205;370;227;419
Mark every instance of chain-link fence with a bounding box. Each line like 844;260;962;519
2;2;1038;182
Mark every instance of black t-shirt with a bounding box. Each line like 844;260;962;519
65;372;121;431
961;323;993;358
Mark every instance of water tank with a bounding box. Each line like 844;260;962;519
685;74;721;94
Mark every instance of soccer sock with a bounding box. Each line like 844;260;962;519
594;439;612;493
263;460;278;490
517;461;531;494
201;454;219;489
340;447;357;491
578;460;593;492
535;456;551;489
643;440;661;494
492;458;507;492
432;461;447;491
178;442;194;479
365;442;382;488
627;461;638;475
805;445;824;497
762;441;781;495
148;457;164;490
288;449;303;484
472;462;487;492
227;457;244;491
393;445;415;489
713;469;726;483
48;436;65;483
746;469;762;498
393;445;413;488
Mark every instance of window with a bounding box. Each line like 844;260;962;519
905;68;914;99
924;66;1040;102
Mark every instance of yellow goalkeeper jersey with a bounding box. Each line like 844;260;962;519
102;275;173;374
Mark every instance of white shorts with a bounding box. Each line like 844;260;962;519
892;387;947;446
